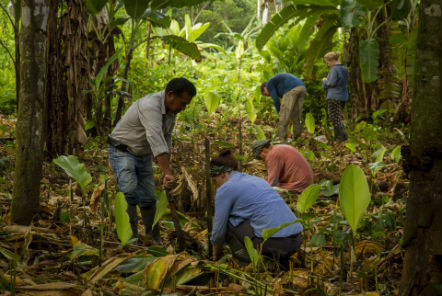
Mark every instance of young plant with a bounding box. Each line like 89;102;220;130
114;192;136;247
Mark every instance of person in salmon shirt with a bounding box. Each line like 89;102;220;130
252;139;314;193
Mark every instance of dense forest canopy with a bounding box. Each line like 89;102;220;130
0;0;441;295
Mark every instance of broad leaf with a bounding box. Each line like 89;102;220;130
204;92;220;114
311;232;326;247
339;165;371;234
368;161;386;177
161;35;202;62
303;15;339;79
245;98;257;123
390;0;413;20
305;113;315;134
143;254;178;289
114;192;133;246
262;220;301;241
297;184;321;213
153;190;169;227
256;5;303;50
356;0;383;10
85;0;107;15
254;125;266;140
53;155;92;191
95;52;120;90
359;39;380;83
123;0;149;20
244;236;259;270
235;40;244;59
372;146;386;163
390;145;402;163
341;0;367;28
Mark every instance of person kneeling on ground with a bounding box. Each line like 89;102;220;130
252;139;314;193
210;149;303;267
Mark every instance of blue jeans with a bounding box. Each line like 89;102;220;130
108;144;156;208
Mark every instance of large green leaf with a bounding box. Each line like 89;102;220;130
339;165;371;234
256;5;303;50
289;0;338;6
123;0;149;20
296;184;321;213
390;0;413;20
341;0;367;28
304;15;339;79
390;145;402;163
359;39;380;83
85;0;107;15
355;0;383;10
245;98;257;123
262;220;301;241
53;155;92;191
244;236;259;270
305;113;315;134
161;35;202;62
204;92;220;114
115;192;133;246
153;190;169;227
95;51;120;90
151;0;209;9
254;125;266;140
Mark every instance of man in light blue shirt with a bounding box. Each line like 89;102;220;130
210;149;303;266
261;73;307;140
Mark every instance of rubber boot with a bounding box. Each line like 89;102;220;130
140;205;162;245
334;126;348;142
126;204;138;239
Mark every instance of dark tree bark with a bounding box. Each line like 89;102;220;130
399;1;442;294
11;0;49;225
46;0;89;156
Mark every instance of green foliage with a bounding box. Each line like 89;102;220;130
53;155;92;191
123;0;150;20
262;220;301;241
297;184;321;213
390;145;402;163
85;0;107;15
153;190;170;227
114;192;134;246
305;113;315;134
244;236;259;270
359;39;380;82
245;98;257;123
311;232;326;247
204;91;220;114
339;165;371;234
160;35;202;62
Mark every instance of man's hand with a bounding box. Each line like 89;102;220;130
213;245;224;261
323;77;327;81
163;174;175;189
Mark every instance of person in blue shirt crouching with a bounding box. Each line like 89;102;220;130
261;73;306;141
210;149;303;267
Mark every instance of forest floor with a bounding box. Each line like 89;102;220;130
0;113;408;295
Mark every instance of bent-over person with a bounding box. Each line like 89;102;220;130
108;78;196;244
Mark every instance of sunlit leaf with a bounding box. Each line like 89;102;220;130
244;236;259;270
114;192;133;246
297;184;321;213
254;125;266;140
372;146;386;162
339;165;371;234
143;254;178;289
161;35;202;61
262;220;301;241
368;161;386;177
390;145;402;162
153;190;169;227
305;113;315;134
345;142;357;152
204;92;220;114
53;155;92;191
245;98;257;123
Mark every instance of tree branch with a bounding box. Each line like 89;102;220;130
0;39;16;67
0;2;15;28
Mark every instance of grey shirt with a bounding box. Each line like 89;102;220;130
110;90;176;157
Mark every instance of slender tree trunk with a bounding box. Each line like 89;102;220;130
13;1;20;111
11;0;49;225
399;1;442;294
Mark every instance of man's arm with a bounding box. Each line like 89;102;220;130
156;153;174;188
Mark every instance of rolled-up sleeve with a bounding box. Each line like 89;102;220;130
138;103;170;157
210;187;235;246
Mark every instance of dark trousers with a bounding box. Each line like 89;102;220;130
226;222;302;266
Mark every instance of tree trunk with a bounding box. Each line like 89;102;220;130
399;1;442;294
11;0;49;225
46;0;89;156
